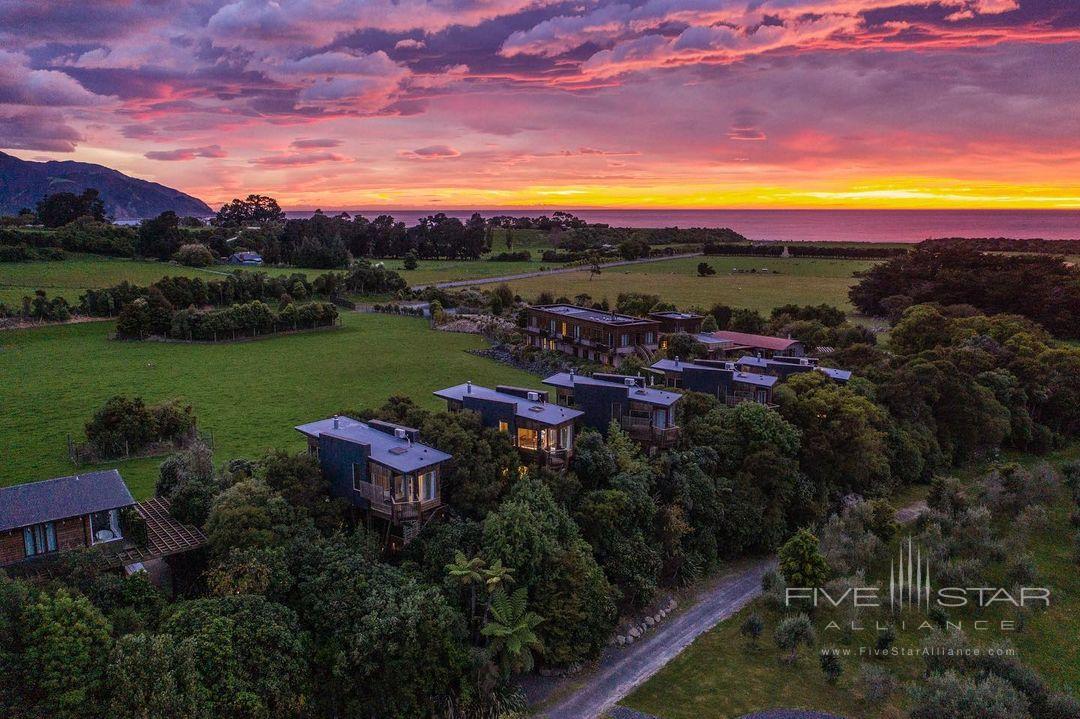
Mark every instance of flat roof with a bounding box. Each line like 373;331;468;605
817;367;853;382
692;333;736;346
0;469;134;533
434;383;584;426
650;311;704;320
542;372;682;406
295;417;452;473
530;304;657;327
649;359;779;388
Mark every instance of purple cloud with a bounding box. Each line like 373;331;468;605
0;107;83;152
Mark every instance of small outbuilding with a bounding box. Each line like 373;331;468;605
227;251;263;266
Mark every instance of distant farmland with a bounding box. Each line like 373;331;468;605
495;256;878;313
0;313;539;498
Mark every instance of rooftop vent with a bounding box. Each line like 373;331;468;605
528;405;545;413
394;427;408;440
389;446;409;455
332;416;340;429
725;362;735;371
799;357;809;365
624;377;637;387
527;391;540;402
466;380;473;394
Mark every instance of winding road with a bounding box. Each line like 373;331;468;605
533;501;929;718
536;559;774;719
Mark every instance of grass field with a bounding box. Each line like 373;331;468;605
0;312;539;498
494;256;877;313
0;254;560;305
0;255;228;305
624;446;1080;719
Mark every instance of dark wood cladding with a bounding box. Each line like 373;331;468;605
525;306;660;368
0;515;88;565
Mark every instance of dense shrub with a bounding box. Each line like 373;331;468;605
173;243;214;267
55;218;136;256
84;396;196;458
164;300;338;341
0;244;64;262
488;251;532;261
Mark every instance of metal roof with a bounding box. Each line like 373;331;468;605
693;333;735;346
817;367;853;382
0;469;134;533
434;383;584;426
650;311;704;320
295;417;452;473
530;304;657;326
542;372;682;406
708;330;802;351
649;359;779;388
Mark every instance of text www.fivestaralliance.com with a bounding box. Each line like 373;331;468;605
820;646;1017;658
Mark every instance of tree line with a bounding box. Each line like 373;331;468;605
850;245;1080;338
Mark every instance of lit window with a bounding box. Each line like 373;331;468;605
498;421;509;433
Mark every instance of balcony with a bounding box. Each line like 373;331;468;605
353;481;442;524
619;416;680;447
724;396;778;410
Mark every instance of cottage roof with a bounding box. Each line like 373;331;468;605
0;470;134;533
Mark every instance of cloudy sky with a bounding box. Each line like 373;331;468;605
1;0;1078;209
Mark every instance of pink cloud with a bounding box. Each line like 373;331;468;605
250;152;351;167
291;138;342;148
144;145;227;161
399;144;461;160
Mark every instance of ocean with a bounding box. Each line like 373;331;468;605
280;209;1080;244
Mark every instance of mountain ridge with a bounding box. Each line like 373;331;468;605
0;151;213;220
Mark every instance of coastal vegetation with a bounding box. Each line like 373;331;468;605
850;245;1080;338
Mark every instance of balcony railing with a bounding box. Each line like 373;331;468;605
619;416;680;446
724;396;778;410
354;481;441;523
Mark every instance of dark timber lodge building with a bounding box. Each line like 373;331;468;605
524;304;661;368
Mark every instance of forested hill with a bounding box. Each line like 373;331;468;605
0;151;212;220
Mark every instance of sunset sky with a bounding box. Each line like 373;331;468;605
1;0;1078;210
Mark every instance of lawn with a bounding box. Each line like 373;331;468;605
624;446;1080;719
0;255;227;305
0;254;564;306
0;312;539;498
494;256;877;314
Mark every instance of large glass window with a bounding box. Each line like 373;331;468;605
517;427;540;450
558;424;572;450
90;509;121;544
420;470;438;501
23;522;57;557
